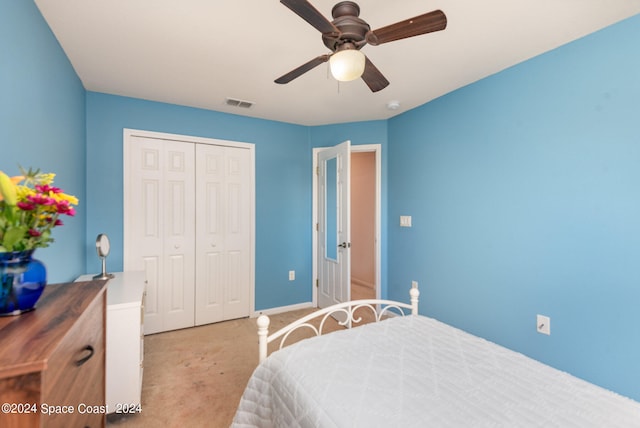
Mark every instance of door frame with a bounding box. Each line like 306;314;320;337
123;128;256;317
312;143;382;306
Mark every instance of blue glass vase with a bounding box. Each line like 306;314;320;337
0;250;47;316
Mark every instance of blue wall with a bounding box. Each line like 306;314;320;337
85;93;312;310
0;0;86;282
388;14;640;400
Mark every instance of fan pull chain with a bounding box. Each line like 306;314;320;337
325;62;341;93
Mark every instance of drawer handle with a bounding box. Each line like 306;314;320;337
75;345;95;366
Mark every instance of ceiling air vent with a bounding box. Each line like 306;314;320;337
225;97;254;109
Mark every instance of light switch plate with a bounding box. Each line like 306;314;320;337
400;216;412;227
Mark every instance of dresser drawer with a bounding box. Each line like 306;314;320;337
42;290;105;427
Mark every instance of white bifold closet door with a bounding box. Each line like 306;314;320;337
126;134;251;334
194;144;252;325
128;137;196;334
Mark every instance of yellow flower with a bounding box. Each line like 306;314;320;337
0;172;24;205
15;185;33;200
55;192;79;206
36;173;55;185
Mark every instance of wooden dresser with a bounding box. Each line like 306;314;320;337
0;280;107;428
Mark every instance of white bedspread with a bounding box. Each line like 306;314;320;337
232;315;640;427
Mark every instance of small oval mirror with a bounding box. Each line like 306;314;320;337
96;233;110;258
93;233;114;280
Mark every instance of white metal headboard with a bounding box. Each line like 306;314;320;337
257;285;419;362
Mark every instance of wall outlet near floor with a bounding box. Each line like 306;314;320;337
289;270;295;281
400;215;412;227
537;314;550;335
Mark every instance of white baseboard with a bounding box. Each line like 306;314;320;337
351;277;375;289
251;301;314;318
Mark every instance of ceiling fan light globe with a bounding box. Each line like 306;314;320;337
329;49;365;82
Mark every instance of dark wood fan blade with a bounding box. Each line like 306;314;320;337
280;0;339;35
367;10;447;46
361;56;389;92
275;54;331;84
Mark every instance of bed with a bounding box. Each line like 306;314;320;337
232;286;640;427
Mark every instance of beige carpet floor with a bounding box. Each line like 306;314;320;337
107;284;376;428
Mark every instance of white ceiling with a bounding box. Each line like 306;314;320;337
34;0;640;126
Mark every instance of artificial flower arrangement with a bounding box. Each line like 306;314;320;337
0;167;78;252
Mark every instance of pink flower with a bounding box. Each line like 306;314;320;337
35;184;62;194
17;201;36;211
27;194;55;205
28;229;41;237
56;200;76;216
46;216;64;226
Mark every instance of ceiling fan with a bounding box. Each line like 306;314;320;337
275;0;447;92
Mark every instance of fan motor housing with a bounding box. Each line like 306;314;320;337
322;1;370;51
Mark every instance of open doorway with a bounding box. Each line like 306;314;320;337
350;151;376;300
312;144;381;306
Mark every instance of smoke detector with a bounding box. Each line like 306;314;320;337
386;100;401;110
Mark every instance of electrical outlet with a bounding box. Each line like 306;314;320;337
537;314;550;335
288;270;295;281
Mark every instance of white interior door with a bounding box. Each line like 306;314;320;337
126;136;196;334
195;144;252;325
317;140;351;309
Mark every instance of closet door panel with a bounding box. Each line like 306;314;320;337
162;141;196;331
195;144;251;324
128;138;165;334
195;145;225;324
226;250;242;303
143;256;160;317
222;148;252;320
203;181;223;312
